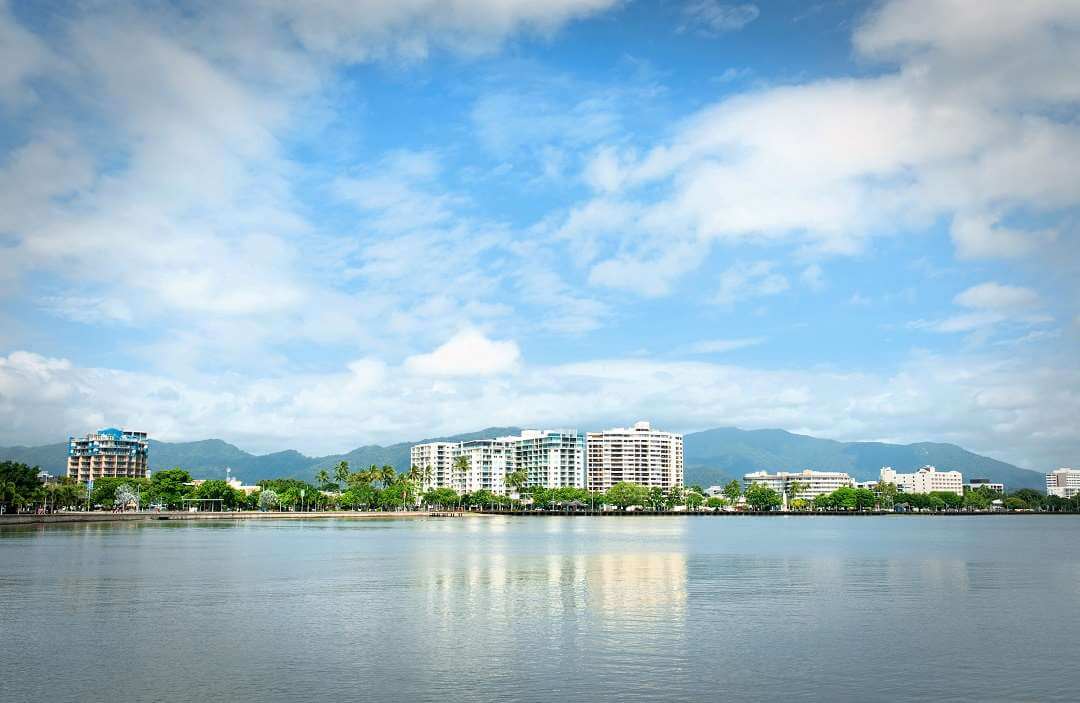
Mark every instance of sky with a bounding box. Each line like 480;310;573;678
0;0;1077;470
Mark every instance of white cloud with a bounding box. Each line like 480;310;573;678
955;282;1039;311
683;337;765;354
404;329;521;377
950;213;1055;260
2;348;1077;471
0;0;619;374
679;2;760;36
0;0;54;106
715;261;789;305
913;281;1051;335
243;0;619;61
570;0;1080;290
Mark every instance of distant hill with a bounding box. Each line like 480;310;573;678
0;427;523;484
682;427;1045;490
1;425;1046;490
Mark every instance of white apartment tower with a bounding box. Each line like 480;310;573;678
1046;468;1080;498
880;465;963;496
513;430;587;490
586;421;683;492
410;442;456;493
453;439;514;495
411;430;587;496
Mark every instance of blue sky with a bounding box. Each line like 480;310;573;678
0;0;1077;470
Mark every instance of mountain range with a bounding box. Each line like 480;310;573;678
0;426;1046;490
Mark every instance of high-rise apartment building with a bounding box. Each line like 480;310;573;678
586;421;683;492
67;428;149;484
454;439;514;494
1046;468;1080;498
411;430;587;496
513;430;586;490
411;441;456;493
880;465;963;496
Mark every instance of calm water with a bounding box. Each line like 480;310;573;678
2;516;1079;702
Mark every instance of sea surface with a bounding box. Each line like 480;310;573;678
2;515;1079;702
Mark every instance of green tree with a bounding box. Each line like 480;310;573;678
605;482;648;511
422;487;459;509
91;477;149;508
333;461;351;486
648;486;664;511
722;480;742;508
705;496;726;509
195;479;244;510
854;488;877;511
46;479;84;511
315;469;332;490
685;490;704;510
875;481;898;509
377;465;397;489
745;483;782;511
665;485;685;510
452;455;470;493
506;469;528;499
0;461;45;513
963;486;993;510
785;480;808;508
147;468;192;509
257;489;279;511
1003;496;1028;511
378;481;412;510
339;483;378;510
930;491;963;510
1011;489;1046;511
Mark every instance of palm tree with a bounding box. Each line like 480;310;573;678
379;465;397;489
406;465;425;508
0;480;18;514
786;480;808;510
316;469;330;489
452;455;470;502
333;461;350;486
506;469;527;508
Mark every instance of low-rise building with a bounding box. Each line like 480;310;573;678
743;469;855;505
67;428;149;484
880;465;963;496
1046;468;1080;498
964;478;1004;494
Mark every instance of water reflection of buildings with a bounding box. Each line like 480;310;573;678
418;535;687;624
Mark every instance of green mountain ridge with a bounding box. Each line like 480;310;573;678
0;426;1047;490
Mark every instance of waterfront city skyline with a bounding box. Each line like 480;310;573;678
1;0;1077;475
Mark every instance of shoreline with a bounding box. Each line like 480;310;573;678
0;510;442;526
1;509;1077;526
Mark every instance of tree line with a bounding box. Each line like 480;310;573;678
3;459;1078;514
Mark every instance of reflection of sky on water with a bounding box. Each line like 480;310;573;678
3;516;1080;701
